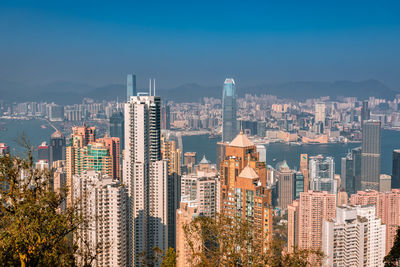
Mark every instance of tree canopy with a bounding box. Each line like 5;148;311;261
181;214;323;267
0;146;82;266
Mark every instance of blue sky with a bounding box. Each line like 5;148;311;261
1;0;400;89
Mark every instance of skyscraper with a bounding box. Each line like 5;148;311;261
352;147;362;192
341;152;355;195
300;154;309;192
127;74;137;100
361;100;370;125
361;120;381;190
322;205;386;267
287;191;336;253
314;102;326;124
294;172;304;199
216;141;226;171
309;155;337;194
391;149;400;189
176;201;200;267
73;170;128;267
123;95;169;266
110;112;124;151
49;130;66;165
66;125;120;206
98;136;121;180
160;134;182;249
222;78;237;142
350;189;400;254
161;104;170;130
220;131;273;245
276;160;295;211
379;174;391;193
37;141;50;162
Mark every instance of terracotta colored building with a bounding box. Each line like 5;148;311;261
176;201;200;267
287;190;336;253
220;131;273;244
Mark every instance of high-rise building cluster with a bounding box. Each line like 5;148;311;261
284;120;399;267
4;76;400;266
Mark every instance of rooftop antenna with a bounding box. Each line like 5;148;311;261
149;78;152;96
153;79;156;96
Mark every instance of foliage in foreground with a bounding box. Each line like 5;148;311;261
0;145;83;266
384;227;400;267
182;214;323;267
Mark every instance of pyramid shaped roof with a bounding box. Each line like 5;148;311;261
199;155;210;164
229;132;254;147
239;165;259;179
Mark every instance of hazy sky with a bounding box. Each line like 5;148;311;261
1;0;400;89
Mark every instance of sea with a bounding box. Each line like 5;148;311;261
1;118;400;174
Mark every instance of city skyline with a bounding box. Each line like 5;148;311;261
1;1;400;266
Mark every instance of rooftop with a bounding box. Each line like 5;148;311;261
229;131;254;147
239;165;259;179
51;130;64;138
199;155;211;164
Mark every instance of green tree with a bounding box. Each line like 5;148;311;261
384;227;400;267
161;247;177;267
182;213;323;267
0;142;84;266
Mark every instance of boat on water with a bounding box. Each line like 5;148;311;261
41;124;47;129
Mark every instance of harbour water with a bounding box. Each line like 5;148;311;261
183;131;400;175
1;119;400;174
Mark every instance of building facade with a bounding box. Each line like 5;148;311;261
314;102;326;124
350;189;400;254
220;132;273;245
287;190;336;253
341;152;355;195
275;161;295;211
361;120;381;190
300;154;309;192
127;74;137;100
123;95;170;266
222;78;237;142
110;112;124;151
50;130;66;165
73;171;128;267
392;149;400;189
309;155;337;194
322;205;386;267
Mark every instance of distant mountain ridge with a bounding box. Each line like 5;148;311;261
0;79;398;104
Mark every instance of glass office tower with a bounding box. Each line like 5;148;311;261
392;149;400;189
127;74;137;100
222;78;237;142
361;120;381;190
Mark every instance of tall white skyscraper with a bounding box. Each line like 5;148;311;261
73;170;128;267
322;205;386;267
123;95;169;266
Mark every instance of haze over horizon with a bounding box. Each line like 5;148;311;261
1;0;400;90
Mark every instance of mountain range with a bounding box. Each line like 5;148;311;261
0;79;398;105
